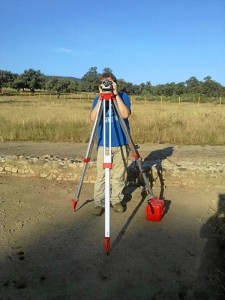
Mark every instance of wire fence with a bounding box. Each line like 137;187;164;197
132;95;224;105
0;90;224;105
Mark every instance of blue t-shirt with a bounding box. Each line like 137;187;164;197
92;92;131;147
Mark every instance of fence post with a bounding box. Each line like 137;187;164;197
160;96;163;106
220;97;222;105
178;96;181;105
198;96;200;106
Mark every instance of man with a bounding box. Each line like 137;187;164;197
90;72;131;216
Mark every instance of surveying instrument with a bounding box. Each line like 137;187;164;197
71;81;164;254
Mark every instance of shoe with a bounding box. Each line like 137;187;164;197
113;202;124;213
93;206;104;216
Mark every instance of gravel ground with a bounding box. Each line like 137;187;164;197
0;142;225;300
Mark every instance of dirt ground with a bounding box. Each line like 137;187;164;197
0;143;225;300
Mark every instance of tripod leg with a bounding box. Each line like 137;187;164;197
103;98;112;254
104;166;111;254
72;100;103;211
112;100;154;198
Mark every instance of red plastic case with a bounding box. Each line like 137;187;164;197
146;197;165;221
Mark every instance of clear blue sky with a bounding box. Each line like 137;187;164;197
1;0;224;85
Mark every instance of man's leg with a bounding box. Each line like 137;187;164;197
111;145;129;210
94;147;105;210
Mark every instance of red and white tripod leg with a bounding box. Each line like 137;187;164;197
104;166;111;254
71;100;103;211
103;97;112;254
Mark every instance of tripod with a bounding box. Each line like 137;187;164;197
71;92;156;254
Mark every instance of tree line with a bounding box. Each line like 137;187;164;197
1;67;225;98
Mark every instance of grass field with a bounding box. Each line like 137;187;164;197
0;93;224;145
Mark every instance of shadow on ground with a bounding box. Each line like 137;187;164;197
198;194;225;299
125;146;174;200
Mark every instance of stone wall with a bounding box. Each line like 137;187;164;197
0;153;224;187
0;154;96;182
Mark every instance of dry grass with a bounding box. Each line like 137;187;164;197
130;101;225;144
0;94;224;145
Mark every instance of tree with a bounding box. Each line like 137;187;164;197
140;81;152;95
13;69;46;93
45;78;70;98
132;84;142;95
11;77;26;91
185;76;201;94
102;67;113;74
174;82;186;96
117;79;127;92
153;83;176;97
68;80;79;93
153;84;164;96
202;76;223;97
164;83;176;96
116;79;134;94
0;70;17;92
81;67;99;92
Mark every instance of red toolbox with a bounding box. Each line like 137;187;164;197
146;197;165;221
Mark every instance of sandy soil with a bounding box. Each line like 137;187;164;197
0;143;225;300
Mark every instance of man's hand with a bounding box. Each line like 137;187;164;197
111;81;118;95
99;84;103;93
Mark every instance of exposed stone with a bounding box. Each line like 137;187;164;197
11;167;18;173
40;173;48;178
0;152;224;187
5;166;12;172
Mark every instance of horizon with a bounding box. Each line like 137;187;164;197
2;68;224;87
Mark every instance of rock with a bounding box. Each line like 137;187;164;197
5;166;12;172
0;152;224;187
12;167;18;173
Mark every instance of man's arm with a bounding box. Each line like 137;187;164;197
112;81;131;119
114;94;131;119
90;100;99;122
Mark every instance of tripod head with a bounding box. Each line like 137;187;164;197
100;92;116;101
